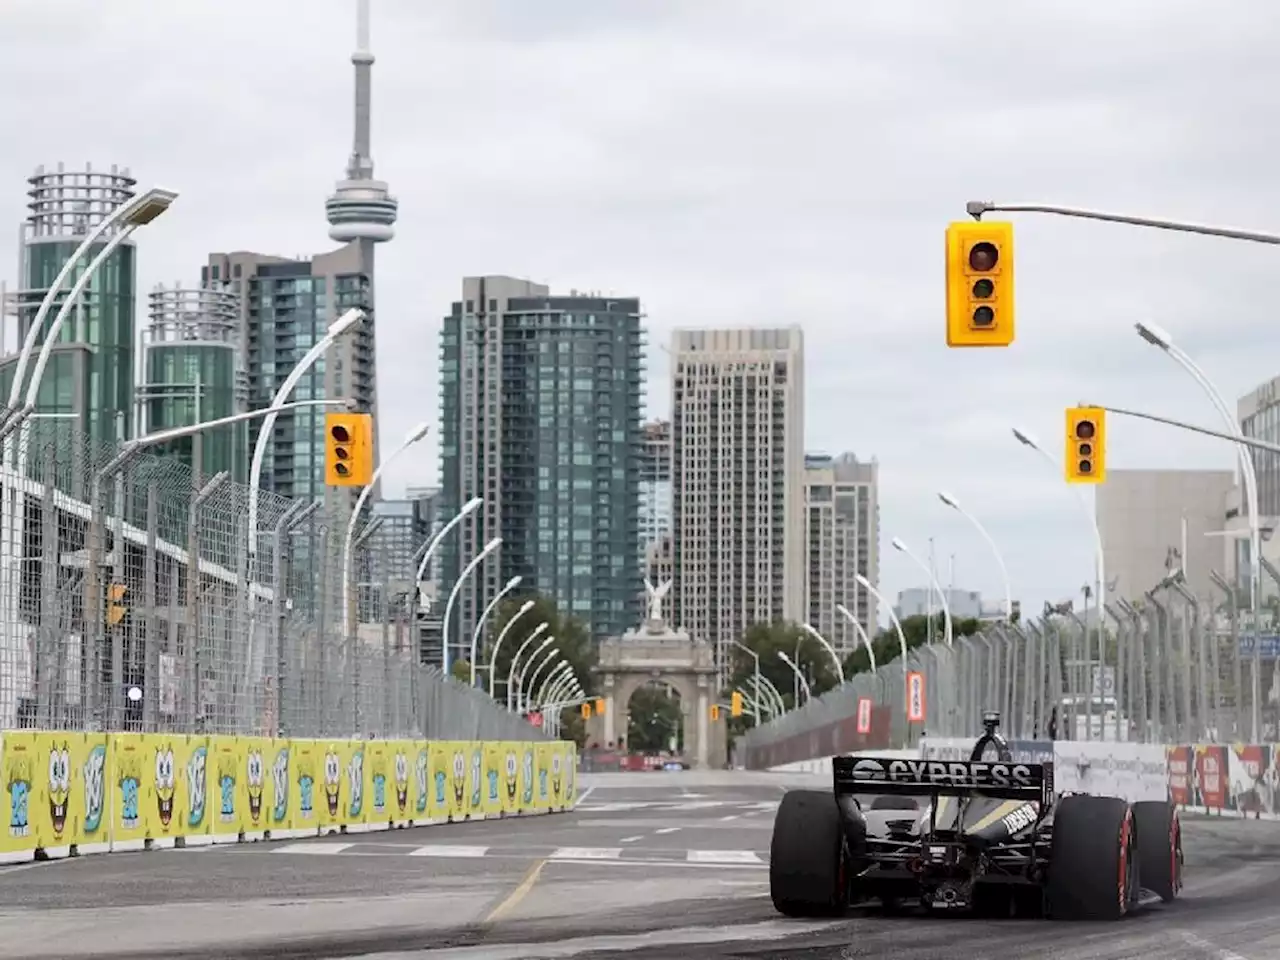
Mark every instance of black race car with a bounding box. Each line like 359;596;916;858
770;712;1183;920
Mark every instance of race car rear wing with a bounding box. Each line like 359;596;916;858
833;755;1054;806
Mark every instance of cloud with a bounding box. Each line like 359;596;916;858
2;0;1278;622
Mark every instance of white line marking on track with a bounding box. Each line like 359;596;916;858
687;850;764;865
550;847;622;860
408;845;489;858
655;827;681;835
1181;932;1253;960
576;785;596;805
619;836;643;843
273;843;353;855
719;814;739;822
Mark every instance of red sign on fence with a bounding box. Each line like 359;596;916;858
856;697;873;734
906;672;926;724
527;712;543;728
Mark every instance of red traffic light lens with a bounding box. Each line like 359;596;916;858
331;425;351;443
968;242;999;271
1075;420;1096;441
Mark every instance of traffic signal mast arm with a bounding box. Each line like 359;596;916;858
966;200;1280;246
1084;402;1280;456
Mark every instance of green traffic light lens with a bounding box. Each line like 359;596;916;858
972;306;995;327
1075;420;1096;441
968;242;999;272
335;463;350;476
1079;459;1093;474
972;278;994;299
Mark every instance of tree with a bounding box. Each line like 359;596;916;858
627;684;682;752
450;659;472;684
727;621;842;726
842;613;984;677
483;593;596;711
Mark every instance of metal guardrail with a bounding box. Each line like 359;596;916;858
0;417;546;743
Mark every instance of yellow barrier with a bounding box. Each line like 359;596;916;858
0;733;577;861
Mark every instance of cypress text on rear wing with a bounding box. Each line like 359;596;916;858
833;755;1054;806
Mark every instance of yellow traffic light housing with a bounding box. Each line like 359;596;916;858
1065;407;1107;484
325;413;374;487
106;584;127;627
710;704;720;721
730;691;744;718
593;698;605;716
580;703;591;719
946;220;1015;347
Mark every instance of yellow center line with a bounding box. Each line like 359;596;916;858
483;857;547;925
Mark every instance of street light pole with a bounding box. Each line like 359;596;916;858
488;600;535;699
730;639;762;728
441;536;502;675
1133;321;1263;742
469;575;522;687
523;648;561;714
507;627;551;711
835;603;877;672
800;622;845;684
938;491;1013;620
776;650;811;704
414;495;483;601
891;537;953;646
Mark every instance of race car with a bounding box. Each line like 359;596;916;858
769;712;1183;920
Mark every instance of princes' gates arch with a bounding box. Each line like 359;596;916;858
588;581;727;770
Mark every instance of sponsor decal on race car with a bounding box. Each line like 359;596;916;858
1000;803;1038;834
847;757;1038;789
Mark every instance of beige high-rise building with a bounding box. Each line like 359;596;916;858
803;453;880;657
669;327;805;687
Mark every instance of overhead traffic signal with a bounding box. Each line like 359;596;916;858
945;220;1015;348
593;698;606;716
580;703;591;719
106;584;127;628
710;704;721;721
324;412;374;487
730;691;744;718
1065;407;1107;484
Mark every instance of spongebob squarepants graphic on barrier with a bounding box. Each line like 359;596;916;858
217;752;237;825
521;747;535;808
451;750;467;817
504;749;518;807
371;752;387;817
347;748;365;821
323;749;342;818
394;749;409;816
245;747;265;827
270;746;290;827
83;744;107;839
415;748;429;817
47;741;71;839
118;751;142;830
154;743;176;829
550;751;563;803
186;745;208;831
7;754;30;839
469;745;483;815
297;752;316;823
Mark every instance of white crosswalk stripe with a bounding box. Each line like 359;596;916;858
268;842;769;868
687;849;765;864
409;844;489;858
550;847;623;860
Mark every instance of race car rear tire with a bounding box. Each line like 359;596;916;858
1133;800;1182;902
1046;795;1136;921
770;789;848;918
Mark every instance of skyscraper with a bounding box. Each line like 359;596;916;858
204;0;394;513
803;452;880;656
669;327;806;687
139;284;248;482
438;276;644;663
0;163;138;447
639;419;672;566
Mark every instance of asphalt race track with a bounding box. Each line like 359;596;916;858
0;771;1278;959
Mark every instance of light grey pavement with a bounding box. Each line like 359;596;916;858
1;771;1279;959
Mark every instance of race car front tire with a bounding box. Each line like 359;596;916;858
1046;794;1136;921
1132;799;1182;902
770;789;848;918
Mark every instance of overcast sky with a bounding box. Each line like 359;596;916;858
2;0;1278;623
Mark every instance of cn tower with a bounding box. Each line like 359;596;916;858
325;0;398;242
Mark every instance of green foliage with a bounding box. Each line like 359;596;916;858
842;613;984;677
484;593;596;707
727;621;842;721
627;684;682;752
450;659;472;684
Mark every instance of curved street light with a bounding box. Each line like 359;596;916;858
854;574;909;667
750;673;787;718
938;490;1013;620
891;536;953;646
834;603;877;673
776;650;811;704
469;575;523;686
247;307;364;556
415;495;484;599
488;599;535;698
522;648;561;713
507;630;553;711
535;661;574;707
1135;320;1263;742
341;421;430;647
542;670;575;708
441;536;502;674
800;623;845;684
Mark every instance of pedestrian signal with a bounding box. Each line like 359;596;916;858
945;220;1015;347
710;704;721;721
580;703;591;719
106;584;127;627
324;412;374;487
730;691;744;717
1064;407;1106;484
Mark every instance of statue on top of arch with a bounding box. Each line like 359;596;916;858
643;577;673;626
